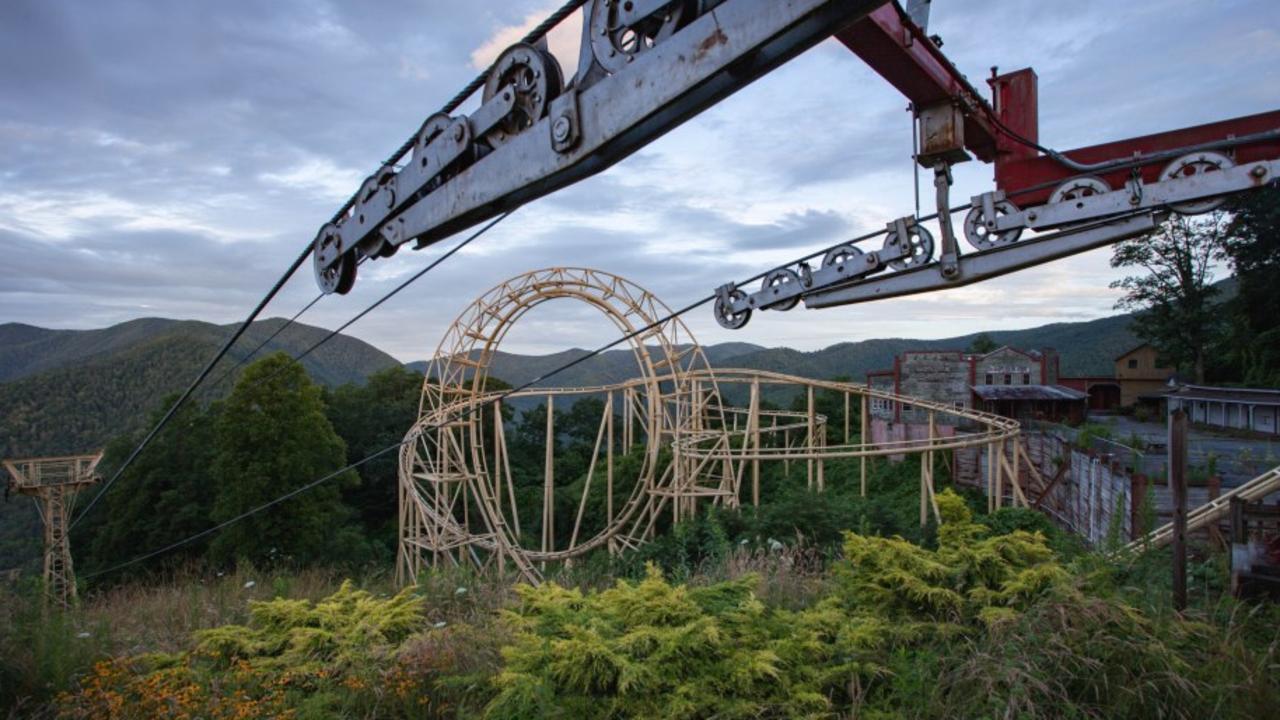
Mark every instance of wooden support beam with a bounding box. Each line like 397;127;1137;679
806;385;815;491
844;391;850;445
1170;408;1188;612
751;378;761;507
543;395;554;563
860;393;868;497
569;398;611;551
607;392;615;554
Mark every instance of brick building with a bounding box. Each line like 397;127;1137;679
868;345;1086;425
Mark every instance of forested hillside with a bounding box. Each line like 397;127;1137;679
0;318;399;460
411;311;1142;391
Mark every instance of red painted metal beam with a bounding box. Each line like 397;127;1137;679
837;2;1000;162
996;109;1280;206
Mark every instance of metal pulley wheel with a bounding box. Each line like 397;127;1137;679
1048;176;1110;205
822;243;865;271
963;200;1023;250
483;43;563;147
882;224;935;270
1161;151;1234;215
313;224;357;295
589;0;697;74
714;287;751;330
411;113;455;167
760;268;802;311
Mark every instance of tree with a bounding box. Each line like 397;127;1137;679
324;366;425;557
209;353;363;567
1222;186;1280;386
77;395;220;579
1110;214;1228;383
967;333;998;355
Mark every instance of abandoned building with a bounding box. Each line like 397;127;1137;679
1164;384;1280;436
866;345;1087;427
1058;342;1177;411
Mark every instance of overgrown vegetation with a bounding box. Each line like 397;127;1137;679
5;486;1276;719
1111;184;1280;386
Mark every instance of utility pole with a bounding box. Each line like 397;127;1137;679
1169;409;1188;611
3;453;103;608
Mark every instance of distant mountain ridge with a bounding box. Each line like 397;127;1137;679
0;317;399;387
0;317;400;459
407;312;1141;390
0;305;1146;459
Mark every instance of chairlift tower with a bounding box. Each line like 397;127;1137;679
3;453;103;607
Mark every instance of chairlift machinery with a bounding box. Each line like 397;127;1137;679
308;0;1280;330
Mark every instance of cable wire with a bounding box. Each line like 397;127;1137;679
291;213;510;368
327;0;589;227
80;211;513;546
70;242;315;531
202;292;325;395
240;212;512;394
82;288;714;581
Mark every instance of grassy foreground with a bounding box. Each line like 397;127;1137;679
3;490;1278;719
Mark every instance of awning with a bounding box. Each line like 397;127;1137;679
971;384;1088;402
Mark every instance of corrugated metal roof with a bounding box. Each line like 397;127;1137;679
1165;384;1280;406
971;384;1088;401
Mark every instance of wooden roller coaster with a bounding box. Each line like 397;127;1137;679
396;268;1025;585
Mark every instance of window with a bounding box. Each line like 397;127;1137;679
1003;374;1012;385
1128;358;1138;369
985;373;993;384
1023;372;1031;385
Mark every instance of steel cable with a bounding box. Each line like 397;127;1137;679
82;288;713;581
69;243;315;531
327;0;589;226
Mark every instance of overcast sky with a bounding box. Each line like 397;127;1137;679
1;0;1277;361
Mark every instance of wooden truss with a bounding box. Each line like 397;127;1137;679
396;268;1023;585
3;453;102;607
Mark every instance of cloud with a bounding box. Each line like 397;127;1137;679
468;4;583;78
0;0;1274;362
258;156;366;203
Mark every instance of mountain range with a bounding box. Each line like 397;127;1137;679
0;311;1143;461
406;312;1138;390
0;317;400;459
0;307;1145;574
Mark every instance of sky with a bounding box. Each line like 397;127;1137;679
1;0;1277;362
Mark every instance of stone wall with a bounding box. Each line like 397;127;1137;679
898;351;969;423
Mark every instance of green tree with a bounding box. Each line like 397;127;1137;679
76;395;220;579
1222;185;1280;386
967;332;998;355
208;353;362;567
325;366;425;557
1110;213;1228;382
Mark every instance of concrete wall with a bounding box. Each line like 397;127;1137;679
868;418;956;461
898;351;969;423
867;373;897;421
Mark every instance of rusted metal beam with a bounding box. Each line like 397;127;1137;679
836;3;1000;162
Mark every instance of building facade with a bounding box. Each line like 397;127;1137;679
1114;343;1176;407
868;346;1086;425
1165;384;1280;436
